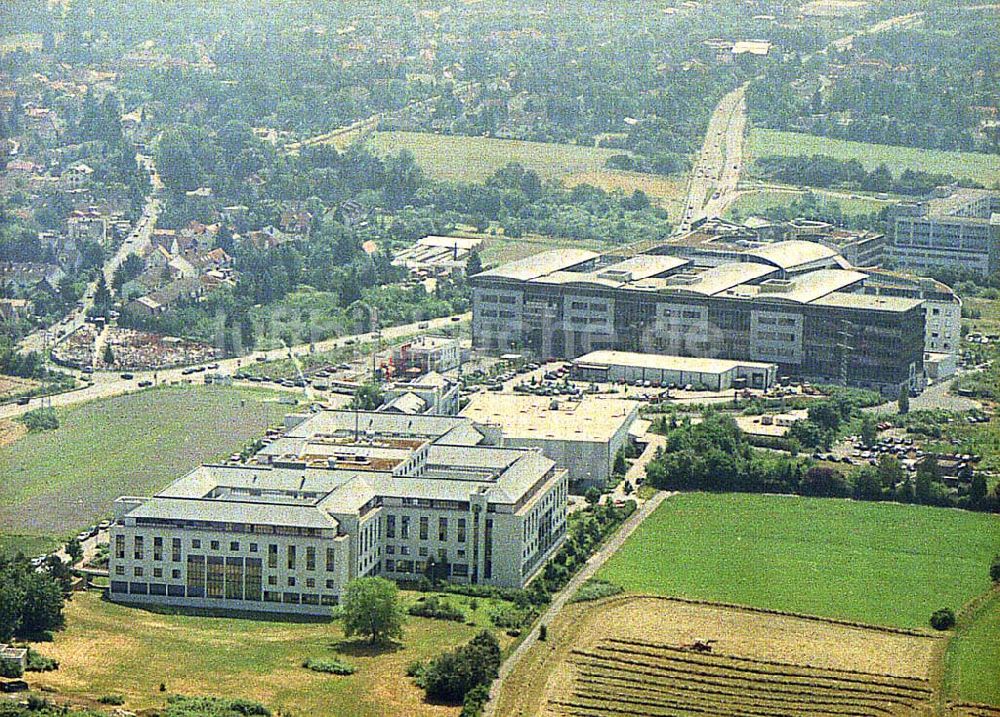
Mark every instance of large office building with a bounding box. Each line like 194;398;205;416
110;410;567;615
471;241;932;396
892;188;1000;276
461;393;640;491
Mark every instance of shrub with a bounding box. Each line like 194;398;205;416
98;695;126;705
421;630;501;703
17;407;59;433
991;555;1000;583
0;660;23;678
165;695;271;716
489;604;529;630
571;579;623;603
538;624;547;641
25;648;58;672
930;608;956;630
460;683;491;717
406;659;425;678
302;657;356;675
408;595;465;622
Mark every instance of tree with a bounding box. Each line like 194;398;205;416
929;607;955;631
465;250;482;277
807;402;841;432
969;474;987;507
990;555;1000;583
156;127;201;193
799;466;850;498
19;572;65;635
352;382;384;410
421;630;501;703
853;466;882;501
341;577;405;645
876;454;905;490
613;448;628;476
897;385;910;415
859;414;877;448
65;538;82;564
584;487;601;506
103;344;115;366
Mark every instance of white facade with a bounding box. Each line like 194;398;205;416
109;411;568;616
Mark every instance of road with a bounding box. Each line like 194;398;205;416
18;155;162;356
676;83;748;234
0;313;468;420
483;489;672;717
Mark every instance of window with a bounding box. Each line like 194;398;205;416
115;535;125;559
153;536;163;561
386;515;396;538
206;557;224;598
288;576;296;587
133;536;144;560
192;539;201;549
400;516;410;539
457;519;466;543
172;538;181;562
245;558;262;602
249;543;258;553
225;558;244;600
386;545;395;555
268;575;277;586
287;545;296;570
187;555;206;597
306;578;315;588
268;544;278;569
115;565;124;576
153;567;162;578
134;566;144;577
438;517;448;542
326;547;336;572
306;546;316;571
210;540;220;551
326;579;337;589
399;545;410;556
419;547;428;557
172;569;181;579
230;541;240;552
419;517;429;541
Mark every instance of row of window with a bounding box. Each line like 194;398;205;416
385;515;466;542
116;535;336;572
109;581;338;607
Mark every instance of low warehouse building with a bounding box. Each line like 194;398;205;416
571;350;777;391
461;393;640;492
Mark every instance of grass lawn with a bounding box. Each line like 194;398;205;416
370;131;624;183
944;590;1000;706
479;233;607;269
35;590;512;716
0;385;289;539
598;493;1000;629
725;187;892;220
0;533;60;559
748;129;1000;186
963;296;1000;336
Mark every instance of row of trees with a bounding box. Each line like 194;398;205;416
753;154;978;196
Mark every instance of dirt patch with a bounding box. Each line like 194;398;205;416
497;595;943;717
0;418;27;448
0;374;38;399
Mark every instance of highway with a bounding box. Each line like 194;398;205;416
675;83;748;234
0;312;469;421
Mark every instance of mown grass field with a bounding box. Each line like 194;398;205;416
479;233;607;268
725;187;892;220
945;591;1000;706
0;385;289;539
370;131;625;182
36;590;512;716
748;129;1000;186
0;533;60;560
597;493;1000;629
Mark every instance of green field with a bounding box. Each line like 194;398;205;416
945;591;1000;706
479;233;607;268
725;187;892;220
35;590;513;716
0;385;289;539
598;493;1000;629
749;129;1000;186
0;533;60;560
369;131;625;183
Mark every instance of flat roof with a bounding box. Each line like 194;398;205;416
460;394;639;443
656;262;778;295
476;248;598;281
810;292;923;313
574;350;776;374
